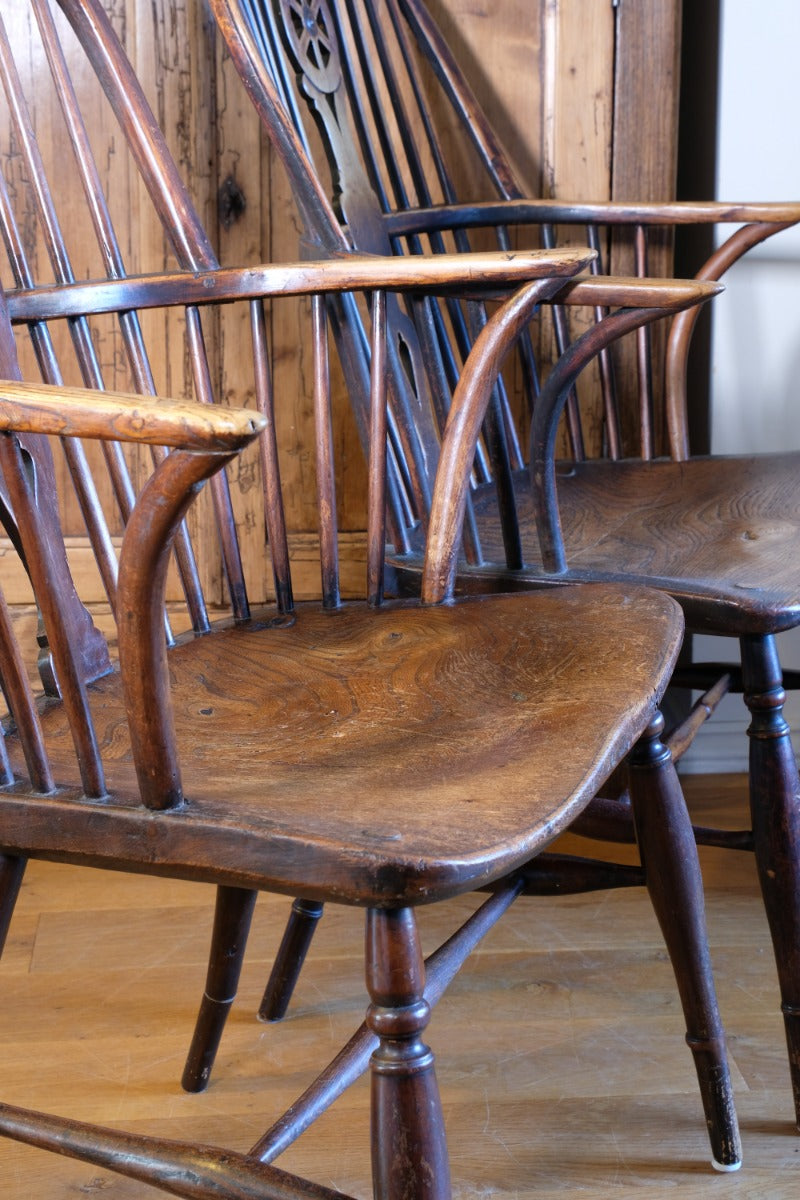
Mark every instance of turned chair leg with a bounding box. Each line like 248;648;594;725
741;633;800;1128
628;713;742;1171
366;907;451;1200
258;898;325;1022
181;885;258;1093
0;854;26;953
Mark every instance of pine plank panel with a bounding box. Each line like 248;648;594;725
542;0;615;203
610;0;683;452
427;0;543;196
541;0;616;457
213;15;274;604
133;0;223;603
0;530;366;610
612;0;682;205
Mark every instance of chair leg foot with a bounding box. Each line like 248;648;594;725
711;1156;742;1173
628;712;742;1170
258;898;324;1022
742;633;800;1126
366;907;451;1200
181;885;258;1093
686;1033;742;1172
782;1010;800;1131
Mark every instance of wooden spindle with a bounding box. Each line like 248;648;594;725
185;307;250;621
367;290;388;606
634;223;654;459
586;223;621;458
251;299;293;613
0;435;105;798
312;296;341;610
0;13;141;524
53;0;256;628
0;279;112;693
0;587;53;794
0;128;120;612
541;223;585;460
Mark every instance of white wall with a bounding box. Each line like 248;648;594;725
679;0;800;772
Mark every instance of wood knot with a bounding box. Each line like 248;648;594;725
218;175;247;230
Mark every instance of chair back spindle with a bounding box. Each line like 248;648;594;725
367;290;389;606
215;0;783;532
312;295;342;610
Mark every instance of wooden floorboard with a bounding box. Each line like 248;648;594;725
1;773;799;1197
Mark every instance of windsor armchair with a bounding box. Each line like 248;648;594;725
0;1;739;1192
211;0;800;1126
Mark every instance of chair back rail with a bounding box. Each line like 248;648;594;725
213;0;799;492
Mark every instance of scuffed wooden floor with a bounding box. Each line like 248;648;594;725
1;773;799;1198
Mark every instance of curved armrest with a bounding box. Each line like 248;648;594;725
420;272;718;600
0;379;265;451
422;273;719;599
0;379;263;808
387;199;800;237
5;248;595;325
117;446;247;811
554;275;723;311
529;284;722;572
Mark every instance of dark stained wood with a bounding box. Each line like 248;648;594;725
1;589;690;897
258;897;326;1022
206;0;800;1145
0;0;731;606
628;714;739;1167
10;792;793;1200
740;634;800;1123
3;801;797;1200
0;1;746;1193
181;885;259;1093
459;457;800;635
0;1100;352;1200
366;907;450;1200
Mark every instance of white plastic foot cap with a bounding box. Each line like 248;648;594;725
711;1158;742;1173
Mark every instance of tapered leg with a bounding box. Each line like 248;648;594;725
258;898;325;1022
0;854;26;952
741;633;800;1126
628;713;741;1170
181;885;258;1093
366;907;451;1200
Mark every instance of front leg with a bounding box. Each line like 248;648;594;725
366;907;451;1200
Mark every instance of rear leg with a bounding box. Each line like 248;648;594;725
628;712;741;1170
181;885;258;1093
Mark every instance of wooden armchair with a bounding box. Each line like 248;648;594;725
0;1;740;1191
210;0;800;1128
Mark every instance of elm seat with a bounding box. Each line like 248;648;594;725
460;455;800;634
1;586;679;904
